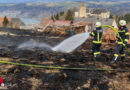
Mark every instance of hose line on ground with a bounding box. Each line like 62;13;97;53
0;61;130;72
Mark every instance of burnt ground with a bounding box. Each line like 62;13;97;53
0;28;130;90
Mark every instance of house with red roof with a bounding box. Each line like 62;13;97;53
0;17;24;29
40;19;53;27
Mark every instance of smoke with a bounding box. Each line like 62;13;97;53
17;32;90;53
17;40;52;51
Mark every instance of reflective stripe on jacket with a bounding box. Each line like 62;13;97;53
118;26;129;44
90;27;103;44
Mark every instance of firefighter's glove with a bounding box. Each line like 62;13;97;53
88;36;93;40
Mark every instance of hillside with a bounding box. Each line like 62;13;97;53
0;1;130;19
0;0;130;3
0;3;66;19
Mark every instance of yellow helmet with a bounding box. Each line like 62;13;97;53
119;20;126;26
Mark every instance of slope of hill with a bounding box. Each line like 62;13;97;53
0;0;130;3
0;1;130;19
0;3;66;19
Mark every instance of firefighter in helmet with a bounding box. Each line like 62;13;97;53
90;22;103;58
111;20;129;64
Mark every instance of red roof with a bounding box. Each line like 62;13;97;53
53;20;71;26
0;17;11;26
73;22;92;27
41;19;71;27
40;19;53;27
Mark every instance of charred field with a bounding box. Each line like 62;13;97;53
0;28;130;90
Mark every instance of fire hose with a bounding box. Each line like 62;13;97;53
0;61;130;72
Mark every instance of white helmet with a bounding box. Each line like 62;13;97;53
95;22;102;28
119;20;126;26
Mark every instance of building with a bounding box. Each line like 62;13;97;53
40;19;53;27
0;17;24;28
79;4;87;18
100;11;110;19
74;4;110;19
10;18;25;29
74;16;118;29
74;12;79;18
20;18;40;30
40;19;71;27
89;8;110;19
53;20;71;27
72;22;93;33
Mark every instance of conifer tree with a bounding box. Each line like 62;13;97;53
55;14;59;20
65;10;74;22
3;16;9;28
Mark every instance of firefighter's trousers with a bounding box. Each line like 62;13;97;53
92;43;101;57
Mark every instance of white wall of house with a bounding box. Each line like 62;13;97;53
100;12;110;19
74;12;79;18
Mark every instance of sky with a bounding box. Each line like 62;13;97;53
0;0;66;3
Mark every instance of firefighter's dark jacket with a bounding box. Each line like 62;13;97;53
90;27;103;44
117;26;129;45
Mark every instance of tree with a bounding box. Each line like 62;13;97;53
3;16;9;28
118;13;130;23
123;13;130;22
110;14;113;19
65;9;74;22
55;14;59;20
60;11;64;16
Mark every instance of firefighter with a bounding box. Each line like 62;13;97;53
90;22;103;58
111;20;129;64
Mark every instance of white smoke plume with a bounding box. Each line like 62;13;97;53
17;40;52;51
